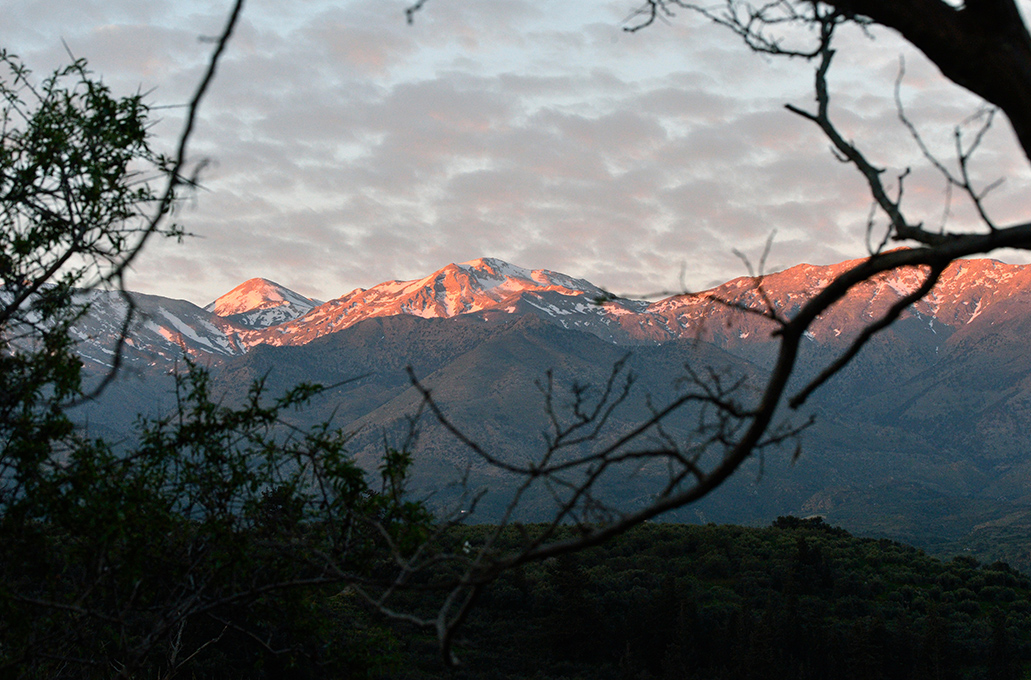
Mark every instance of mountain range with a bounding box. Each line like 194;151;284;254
67;255;1031;566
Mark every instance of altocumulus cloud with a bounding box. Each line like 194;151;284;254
2;0;1028;303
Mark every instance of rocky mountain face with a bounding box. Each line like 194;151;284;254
71;289;247;369
234;257;630;347
63;254;1031;561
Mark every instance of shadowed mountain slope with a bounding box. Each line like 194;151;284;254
64;255;1031;561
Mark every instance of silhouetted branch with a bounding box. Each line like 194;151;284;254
369;3;1031;667
788;262;946;408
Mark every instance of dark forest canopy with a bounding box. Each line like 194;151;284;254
380;519;1031;680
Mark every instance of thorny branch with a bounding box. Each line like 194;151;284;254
374;354;808;663
783;18;938;246
83;0;246;401
624;0;850;58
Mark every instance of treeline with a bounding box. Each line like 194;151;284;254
10;515;1029;678
389;518;1031;680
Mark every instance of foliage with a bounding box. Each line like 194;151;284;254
9;0;1031;673
0;357;435;677
0;47;434;679
0;51;167;489
0;50;174;299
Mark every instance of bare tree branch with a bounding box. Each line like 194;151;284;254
366;5;1031;665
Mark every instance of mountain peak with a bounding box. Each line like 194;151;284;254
206;278;321;328
457;257;533;280
456;257;604;295
206;278;286;315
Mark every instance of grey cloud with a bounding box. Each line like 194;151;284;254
8;0;1029;304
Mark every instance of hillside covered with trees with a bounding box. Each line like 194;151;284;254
381;519;1031;680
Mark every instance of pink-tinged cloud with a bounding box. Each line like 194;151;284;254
3;0;1029;303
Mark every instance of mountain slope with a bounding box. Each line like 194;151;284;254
61;254;1031;561
72;289;247;371
208;312;767;519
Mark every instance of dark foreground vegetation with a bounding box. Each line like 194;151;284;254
10;0;1031;675
379;518;1031;680
9;515;1031;679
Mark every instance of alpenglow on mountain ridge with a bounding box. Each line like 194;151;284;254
69;254;1031;371
66;253;1031;562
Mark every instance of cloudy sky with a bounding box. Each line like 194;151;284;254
4;0;1030;305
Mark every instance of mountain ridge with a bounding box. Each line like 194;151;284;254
65;253;1031;378
195;253;1031;353
61;252;1031;563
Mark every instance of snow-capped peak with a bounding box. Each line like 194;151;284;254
235;258;619;347
62;254;1031;365
456;257;602;295
206;278;321;328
